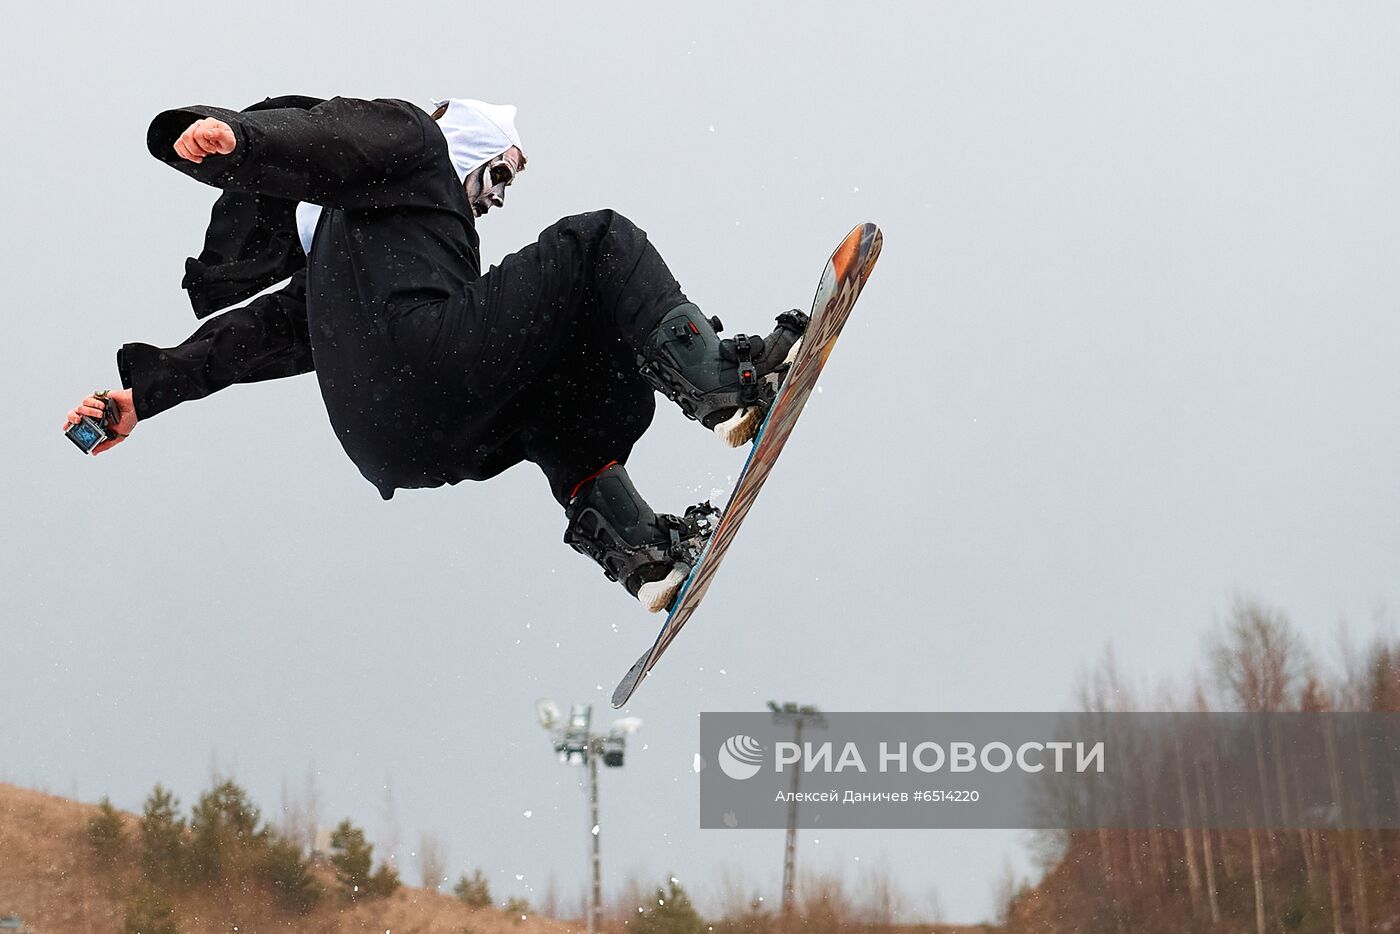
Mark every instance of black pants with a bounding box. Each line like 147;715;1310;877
392;209;688;505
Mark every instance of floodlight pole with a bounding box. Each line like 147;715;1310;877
782;716;803;918
769;701;826;923
587;737;602;934
538;702;637;934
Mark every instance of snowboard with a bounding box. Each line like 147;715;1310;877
611;222;884;707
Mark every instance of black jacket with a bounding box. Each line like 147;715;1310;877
122;96;488;499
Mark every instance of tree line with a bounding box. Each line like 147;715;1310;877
1003;598;1400;934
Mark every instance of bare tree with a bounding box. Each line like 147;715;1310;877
1249;825;1266;934
278;773;298;848
277;764;323;855
380;776;401;870
417;832;447;891
923;882;944;924
609;871;653;924
992;861;1021;926
540;872;560;920
712;863;758;920
1185;682;1223;926
797;870;853;934
854;858;904;932
1172;721;1203;918
1213;598;1306;867
1211;598;1304;713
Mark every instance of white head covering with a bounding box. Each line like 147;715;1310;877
296;98;524;255
429;98;524;183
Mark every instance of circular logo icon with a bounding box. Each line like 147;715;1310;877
717;734;766;780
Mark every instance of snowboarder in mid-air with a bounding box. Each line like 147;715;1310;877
63;96;807;612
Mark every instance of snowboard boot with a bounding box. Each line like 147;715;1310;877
638;303;809;447
564;463;721;613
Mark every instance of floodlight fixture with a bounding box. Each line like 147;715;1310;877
611;716;643;736
536;698;561;731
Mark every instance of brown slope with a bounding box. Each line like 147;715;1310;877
0;781;580;933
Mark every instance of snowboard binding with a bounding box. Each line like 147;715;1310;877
638;304;809;447
564;464;720;612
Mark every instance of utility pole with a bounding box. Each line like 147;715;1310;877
768;701;825;922
536;700;641;934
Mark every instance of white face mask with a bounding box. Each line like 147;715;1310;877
465;150;522;217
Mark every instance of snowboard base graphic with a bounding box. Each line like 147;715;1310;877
611;222;884;707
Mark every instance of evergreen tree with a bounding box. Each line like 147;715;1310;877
366;861;402;897
120;884;179;934
87;795;126;864
454;868;493;907
329;819;373;896
502;895;533;922
259;831;324;913
329;819;399;900
634;879;706;934
138;785;187;884
189;778;265;879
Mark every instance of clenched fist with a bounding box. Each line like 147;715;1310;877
174;118;237;163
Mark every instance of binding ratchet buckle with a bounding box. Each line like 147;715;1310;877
732;334;759;405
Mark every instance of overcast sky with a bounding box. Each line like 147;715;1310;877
3;1;1399;923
